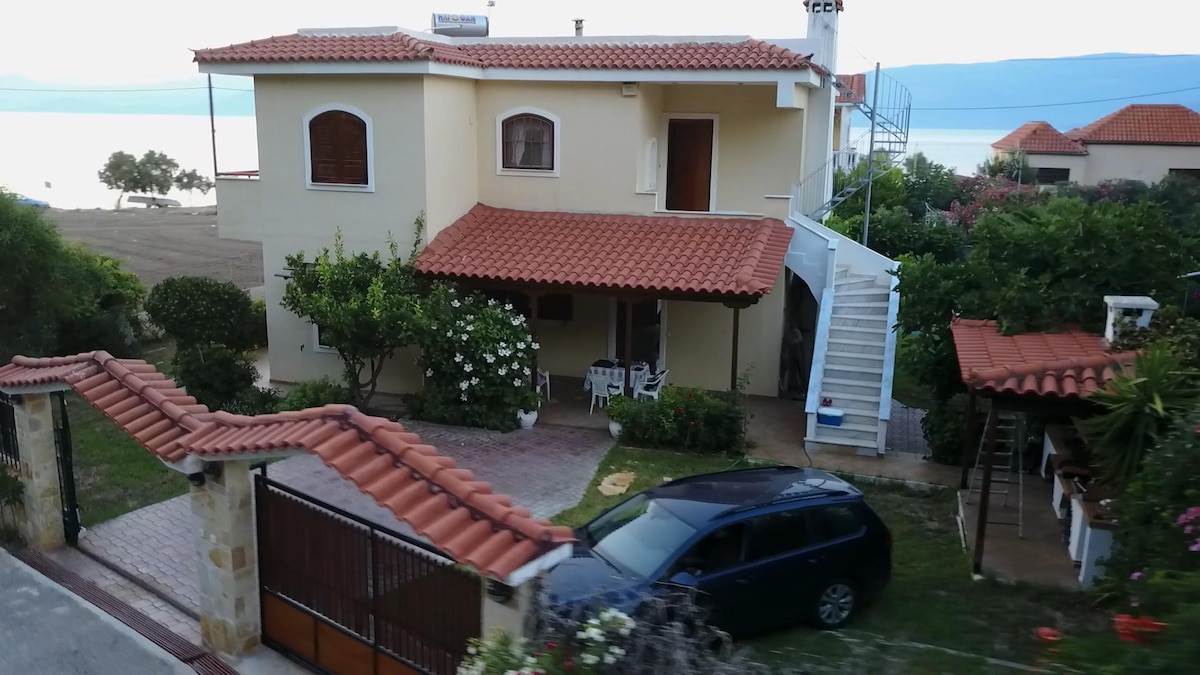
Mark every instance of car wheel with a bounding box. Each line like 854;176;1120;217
812;579;857;630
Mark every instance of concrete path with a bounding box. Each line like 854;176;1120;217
0;549;192;675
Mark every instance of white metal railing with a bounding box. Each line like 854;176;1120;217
804;286;836;417
876;260;901;424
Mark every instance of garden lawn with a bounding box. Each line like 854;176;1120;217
554;446;1109;673
69;341;188;526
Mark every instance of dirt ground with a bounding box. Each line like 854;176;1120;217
47;207;264;289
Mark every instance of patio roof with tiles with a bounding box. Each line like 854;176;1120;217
0;351;575;582
950;318;1136;399
415;204;793;303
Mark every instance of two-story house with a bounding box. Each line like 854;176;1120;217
196;1;906;456
992;104;1200;185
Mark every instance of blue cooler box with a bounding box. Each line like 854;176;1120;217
816;407;844;427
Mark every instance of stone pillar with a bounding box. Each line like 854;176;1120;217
191;459;261;657
14;393;65;550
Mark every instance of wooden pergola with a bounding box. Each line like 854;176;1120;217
950;318;1135;574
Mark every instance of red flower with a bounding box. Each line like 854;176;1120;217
686;391;693;399
545;642;557;651
563;660;575;670
675;407;683;415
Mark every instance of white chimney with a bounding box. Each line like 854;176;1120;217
573;18;584;36
1104;295;1159;345
805;0;842;72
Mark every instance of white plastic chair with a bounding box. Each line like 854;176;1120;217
634;370;668;401
589;373;624;414
536;369;551;400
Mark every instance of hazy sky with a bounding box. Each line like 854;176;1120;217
4;0;1198;84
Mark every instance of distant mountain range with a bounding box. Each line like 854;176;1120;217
0;74;256;117
881;53;1200;130
2;53;1198;130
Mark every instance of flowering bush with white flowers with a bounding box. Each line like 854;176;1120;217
414;283;542;431
457;609;635;675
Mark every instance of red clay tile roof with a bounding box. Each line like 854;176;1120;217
193;32;814;71
991;122;1088;155
415;204;793;299
1065;104;1200;146
0;351;574;580
950;318;1136;398
835;73;866;104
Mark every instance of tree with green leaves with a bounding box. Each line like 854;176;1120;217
0;190;144;361
902;152;961;220
977;153;1033;184
174;169;215;199
831;159;908;221
282;220;425;408
97;150;209;207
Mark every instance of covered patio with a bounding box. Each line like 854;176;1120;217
415;204;795;403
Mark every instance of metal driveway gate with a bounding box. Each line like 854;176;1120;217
52;392;81;545
255;473;482;675
0;392;18;470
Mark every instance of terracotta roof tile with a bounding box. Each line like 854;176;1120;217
194;32;814;71
1065;104;1200;145
950;318;1136;398
415;204;792;299
991;122;1088;155
836;73;866;104
0;352;574;581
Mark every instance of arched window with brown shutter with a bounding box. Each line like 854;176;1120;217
307;109;370;186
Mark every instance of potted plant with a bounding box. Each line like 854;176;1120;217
606;394;634;440
515;388;542;429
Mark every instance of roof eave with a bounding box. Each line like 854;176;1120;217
196;58;822;87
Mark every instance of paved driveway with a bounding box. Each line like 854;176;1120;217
76;421;613;617
0;550;191;675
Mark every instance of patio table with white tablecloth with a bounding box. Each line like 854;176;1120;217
583;360;651;392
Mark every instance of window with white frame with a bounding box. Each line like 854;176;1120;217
497;109;560;175
304;105;373;190
311;324;335;353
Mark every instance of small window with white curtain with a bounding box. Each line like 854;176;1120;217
496;108;560;176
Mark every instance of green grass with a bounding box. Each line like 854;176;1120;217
69;340;188;526
552;446;749;528
554;447;1109;673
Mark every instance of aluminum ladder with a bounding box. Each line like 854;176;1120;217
966;411;1024;538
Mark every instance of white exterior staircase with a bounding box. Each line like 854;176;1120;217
783;70;911;456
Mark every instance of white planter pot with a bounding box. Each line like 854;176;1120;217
608;419;623;439
517;409;538;429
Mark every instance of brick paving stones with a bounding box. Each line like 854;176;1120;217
885;400;930;457
64;420;614;621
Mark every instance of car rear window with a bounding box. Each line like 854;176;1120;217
808;504;865;543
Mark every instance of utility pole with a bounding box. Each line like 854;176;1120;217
860;62;882;247
207;74;219;181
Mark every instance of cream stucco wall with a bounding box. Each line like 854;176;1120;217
660;85;805;215
1081;144;1200;184
663;272;786;398
475;81;657;214
239;75;802;397
253;75;428;391
423;76;480;241
1022;154;1090;185
532;294;610;378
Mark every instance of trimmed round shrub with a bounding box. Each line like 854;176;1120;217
173;342;258;411
146;276;257;350
278;378;352;412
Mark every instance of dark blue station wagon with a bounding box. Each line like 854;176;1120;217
542;466;893;635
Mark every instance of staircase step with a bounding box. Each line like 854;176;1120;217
827;352;885;368
834;278;882;292
826;339;886;357
832;303;889;317
829;325;889;341
824;365;885;383
808;424;878;444
823;378;883;397
830;316;889;330
836;289;892;303
806;433;878;451
818;390;882;405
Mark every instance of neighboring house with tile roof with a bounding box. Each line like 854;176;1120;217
992;104;1200;185
833;73;867;171
198;2;907;456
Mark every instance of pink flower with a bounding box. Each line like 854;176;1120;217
1130;571;1144;581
